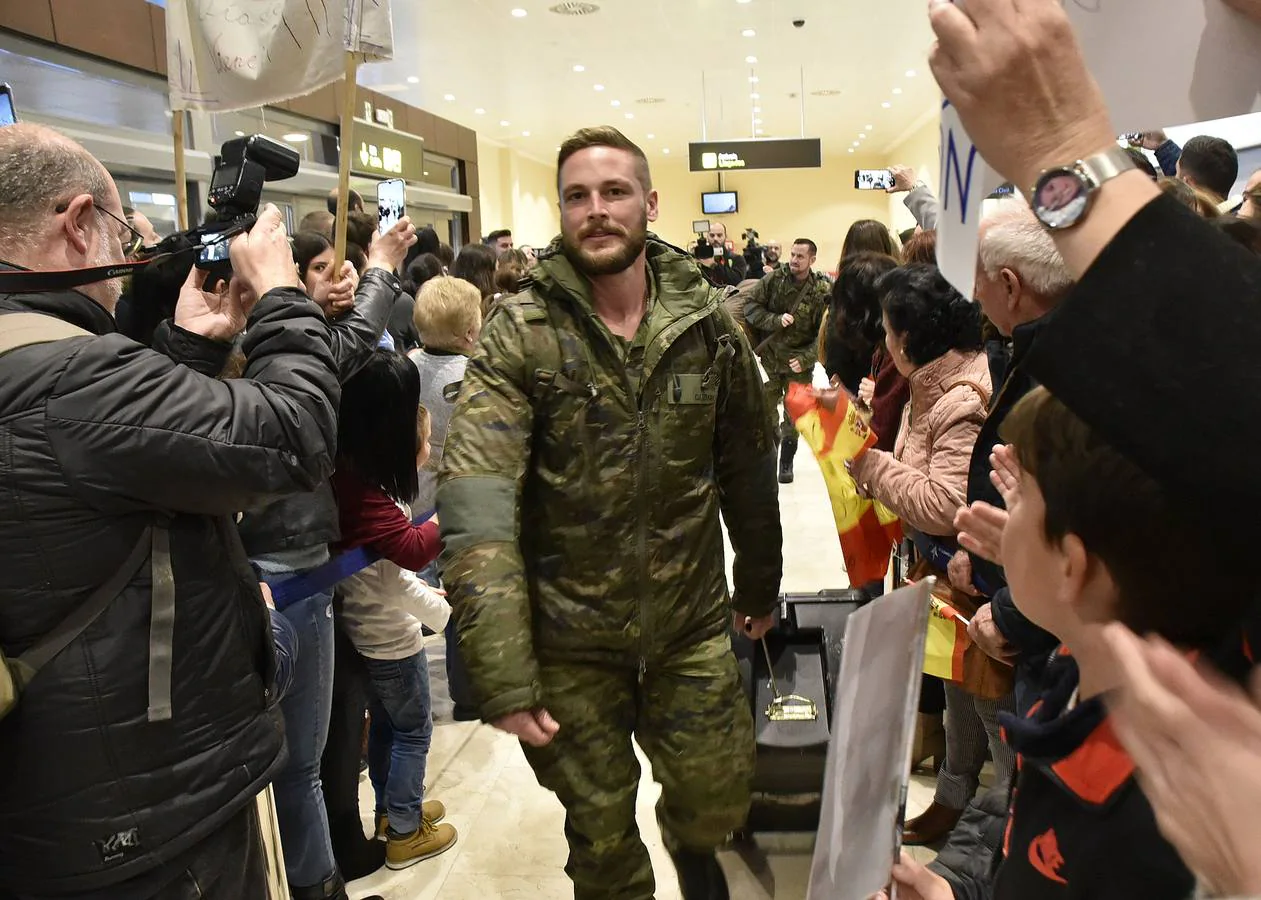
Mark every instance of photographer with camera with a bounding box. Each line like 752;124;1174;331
741;227;765;274
0;123;343;900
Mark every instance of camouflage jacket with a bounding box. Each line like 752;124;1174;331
437;236;783;720
742;267;831;375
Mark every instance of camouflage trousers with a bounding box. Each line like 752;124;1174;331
763;370;813;441
522;632;755;900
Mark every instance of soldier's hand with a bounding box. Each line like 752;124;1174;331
788;358;804;374
780;313;794;328
493;709;560;747
735;611;776;641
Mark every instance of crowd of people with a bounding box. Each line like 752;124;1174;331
2;1;1261;899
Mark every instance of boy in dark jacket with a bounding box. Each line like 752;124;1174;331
882;386;1254;900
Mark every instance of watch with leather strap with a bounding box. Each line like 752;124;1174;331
1030;146;1137;231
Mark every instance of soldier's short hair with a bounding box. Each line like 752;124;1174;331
792;238;818;256
414;276;483;351
557;126;652;194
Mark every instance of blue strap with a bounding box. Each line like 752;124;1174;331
910;530;998;597
265;508;436;611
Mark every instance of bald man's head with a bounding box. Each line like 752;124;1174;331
0;123;127;310
0;124;114;246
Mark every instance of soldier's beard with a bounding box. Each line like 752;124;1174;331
561;211;649;277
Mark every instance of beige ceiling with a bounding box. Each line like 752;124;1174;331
361;0;942;164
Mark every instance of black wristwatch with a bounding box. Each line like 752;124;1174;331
1031;146;1137;231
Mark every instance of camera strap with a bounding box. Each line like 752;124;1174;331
0;258;163;294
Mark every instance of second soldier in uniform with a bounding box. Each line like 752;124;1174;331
437;128;783;900
742;239;830;483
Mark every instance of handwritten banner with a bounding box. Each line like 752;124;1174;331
166;0;394;112
1066;0;1261;129
936;100;1003;297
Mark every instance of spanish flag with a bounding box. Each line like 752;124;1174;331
784;382;902;587
925;596;969;682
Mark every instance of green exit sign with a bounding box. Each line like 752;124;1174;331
351;120;426;183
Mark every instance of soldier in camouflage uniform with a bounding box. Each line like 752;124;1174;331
742;239;830;484
437;127;783;900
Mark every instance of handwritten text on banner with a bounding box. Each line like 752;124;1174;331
166;0;394;113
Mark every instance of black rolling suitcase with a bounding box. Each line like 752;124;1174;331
733;589;870;833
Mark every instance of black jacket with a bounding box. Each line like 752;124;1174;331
237;267;401;556
932;654;1195;900
965;320;1059;666
992;654;1195;900
0;285;340;894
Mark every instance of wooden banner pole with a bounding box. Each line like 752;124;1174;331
333;51;359;272
173;112;189;231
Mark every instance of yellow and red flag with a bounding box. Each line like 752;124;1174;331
785;383;901;587
924;596;969;682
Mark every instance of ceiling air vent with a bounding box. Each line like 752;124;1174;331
549;1;600;15
811;89;843;97
636;97;666;105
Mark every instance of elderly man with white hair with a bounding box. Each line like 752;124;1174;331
907;202;1076;846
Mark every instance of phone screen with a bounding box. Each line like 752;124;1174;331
854;169;894;191
377;178;406;235
0;85;18;127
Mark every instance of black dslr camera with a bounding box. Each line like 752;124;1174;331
119;135;301;344
742;227;764;273
191;135;302;277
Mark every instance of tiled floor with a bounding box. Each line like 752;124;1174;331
348;434;945;899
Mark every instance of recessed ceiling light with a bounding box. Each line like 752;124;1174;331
234;130;245;137
523;131;531;137
742;29;756;37
283;132;309;142
423;171;429;176
611;100;621;107
663;148;670;154
746;55;758;63
511;8;528;17
865;124;873;130
852;141;860;147
573;65;586;73
756;129;764;135
594;84;605;91
407;76;420;84
881;101;892;108
647;133;655;139
750;93;760;100
749;76;759;83
625;113;634;119
848;148;854;154
443;94;455;101
754;118;763;125
906;69;917;78
737;0;752;4
858;133;866;140
893;87;903;95
753;106;762;113
475;108;486;115
500;120;510;126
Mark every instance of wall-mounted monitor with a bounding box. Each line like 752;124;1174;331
702;191;738;215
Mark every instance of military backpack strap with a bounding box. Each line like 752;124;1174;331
517;292;594;418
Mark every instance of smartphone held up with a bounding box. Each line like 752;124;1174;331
854;169;895;191
377;178;406;234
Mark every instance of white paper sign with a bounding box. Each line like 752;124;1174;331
936;100;1003;298
166;0;394;112
807;580;932;900
1066;0;1261;129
